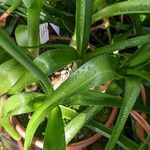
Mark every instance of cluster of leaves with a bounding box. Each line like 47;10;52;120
0;0;150;150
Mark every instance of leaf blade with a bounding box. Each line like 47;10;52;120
43;107;65;150
105;77;141;150
87;120;140;150
76;0;93;57
92;0;150;24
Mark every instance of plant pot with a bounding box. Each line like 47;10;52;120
11;107;118;150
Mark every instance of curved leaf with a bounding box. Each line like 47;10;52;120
92;0;150;24
123;44;150;68
2;92;45;117
8;49;78;94
105;77;141;150
24;99;57;150
87;120;140;150
69;91;150;113
84;34;150;60
126;69;150;82
15;25;28;46
44;107;65;150
0;59;25;95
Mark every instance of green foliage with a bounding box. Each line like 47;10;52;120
76;0;93;57
44;106;65;150
0;0;150;149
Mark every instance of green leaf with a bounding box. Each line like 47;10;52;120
92;0;150;24
0;29;53;94
76;0;93;57
65;106;103;144
105;77;141;150
127;69;150;82
123;44;150;68
2;92;46;116
24;99;57;150
2;93;78;119
24;54;120;149
8;49;78;94
43;107;65;150
69;91;150;113
70;90;121;105
0;48;11;64
84;34;150;60
15;25;28;46
26;0;44;58
0;59;25;95
87;120;140;150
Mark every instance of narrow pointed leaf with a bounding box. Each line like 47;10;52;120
0;59;25;94
123;44;150;68
76;0;93;57
92;0;150;24
24;100;57;150
2;92;46;116
26;0;44;58
127;69;150;82
105;77;141;150
84;34;150;60
43;107;65;150
69;91;150;113
87;120;140;150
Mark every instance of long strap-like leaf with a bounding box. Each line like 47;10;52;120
92;0;150;24
84;34;150;60
43;106;65;150
76;0;93;57
69;91;150;114
105;77;141;150
87;120;140;150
